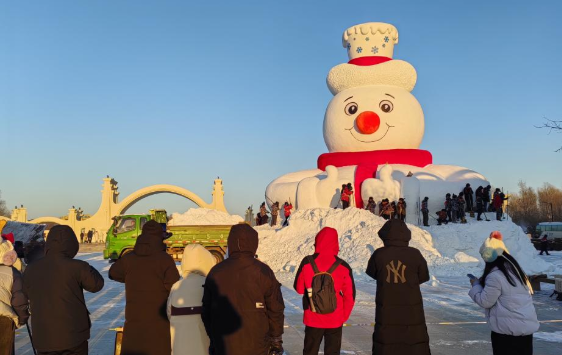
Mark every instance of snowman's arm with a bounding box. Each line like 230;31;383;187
296;166;340;209
267;166;356;210
298;165;356;209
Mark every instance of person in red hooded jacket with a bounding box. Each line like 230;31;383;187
293;227;356;355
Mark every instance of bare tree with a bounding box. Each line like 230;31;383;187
537;183;562;222
536;118;562;152
0;191;10;217
508;181;540;230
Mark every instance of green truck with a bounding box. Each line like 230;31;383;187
103;209;233;263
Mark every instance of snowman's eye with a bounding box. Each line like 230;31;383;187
344;102;358;116
379;100;394;113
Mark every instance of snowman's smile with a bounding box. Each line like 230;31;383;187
346;123;394;143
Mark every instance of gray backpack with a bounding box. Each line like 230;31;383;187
306;256;342;314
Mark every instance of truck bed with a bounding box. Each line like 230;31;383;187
164;224;235;260
167;224;233;239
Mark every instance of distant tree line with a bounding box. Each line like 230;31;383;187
509;181;562;233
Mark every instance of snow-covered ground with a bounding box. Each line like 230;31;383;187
13;208;562;354
257;208;561;278
168;208;243;226
13;252;562;355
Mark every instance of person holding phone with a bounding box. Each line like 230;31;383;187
468;231;539;355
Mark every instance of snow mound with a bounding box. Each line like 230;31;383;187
168;208;243;226
256;208;560;278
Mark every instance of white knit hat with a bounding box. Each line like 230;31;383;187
0;237;17;266
479;231;509;263
479;231;534;294
326;22;417;95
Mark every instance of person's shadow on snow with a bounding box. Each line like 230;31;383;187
330;188;341;208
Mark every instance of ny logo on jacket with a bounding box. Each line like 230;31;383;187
386;260;406;284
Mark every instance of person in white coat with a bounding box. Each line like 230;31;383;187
167;244;216;355
0;237;29;355
469;231;539;355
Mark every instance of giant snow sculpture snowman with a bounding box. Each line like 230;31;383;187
266;22;488;222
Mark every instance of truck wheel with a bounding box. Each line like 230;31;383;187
209;250;225;264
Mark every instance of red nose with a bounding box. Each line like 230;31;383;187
355;111;380;134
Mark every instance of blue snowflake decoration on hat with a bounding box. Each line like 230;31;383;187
347;43;351;51
384;36;389;43
371;46;379;54
356;47;363;53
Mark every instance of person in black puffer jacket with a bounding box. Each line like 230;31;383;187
24;225;104;355
202;224;285;355
109;220;180;355
366;220;431;355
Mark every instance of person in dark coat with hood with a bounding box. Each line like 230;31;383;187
202;224;285;355
23;225;104;355
109;220;180;355
366;220;431;355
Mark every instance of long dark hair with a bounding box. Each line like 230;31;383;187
480;252;530;288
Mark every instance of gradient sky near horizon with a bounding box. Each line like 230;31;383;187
2;1;562;219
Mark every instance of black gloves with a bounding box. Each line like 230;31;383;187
269;336;284;355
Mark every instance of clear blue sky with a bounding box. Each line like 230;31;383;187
2;1;562;219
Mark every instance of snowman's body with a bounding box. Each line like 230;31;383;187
266;164;487;220
265;23;488;222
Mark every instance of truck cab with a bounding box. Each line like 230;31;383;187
104;209;233;262
103;209;167;260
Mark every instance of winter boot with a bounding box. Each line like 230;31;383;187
469;211;475;218
461;217;467;224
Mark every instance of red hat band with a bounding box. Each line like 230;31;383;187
348;56;392;66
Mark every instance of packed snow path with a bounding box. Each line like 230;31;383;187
13;252;562;354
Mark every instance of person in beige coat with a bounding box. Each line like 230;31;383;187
167;244;216;355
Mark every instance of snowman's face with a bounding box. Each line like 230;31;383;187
323;85;424;152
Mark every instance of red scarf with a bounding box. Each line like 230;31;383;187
317;149;433;208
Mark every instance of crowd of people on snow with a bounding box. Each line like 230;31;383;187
337;181;510;229
360;183;510;229
254;201;293;227
0;215;541;355
254;181;509;231
364;197;407;221
435;184;509;224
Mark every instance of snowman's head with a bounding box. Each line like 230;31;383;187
323;85;424;152
324;23;423;153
